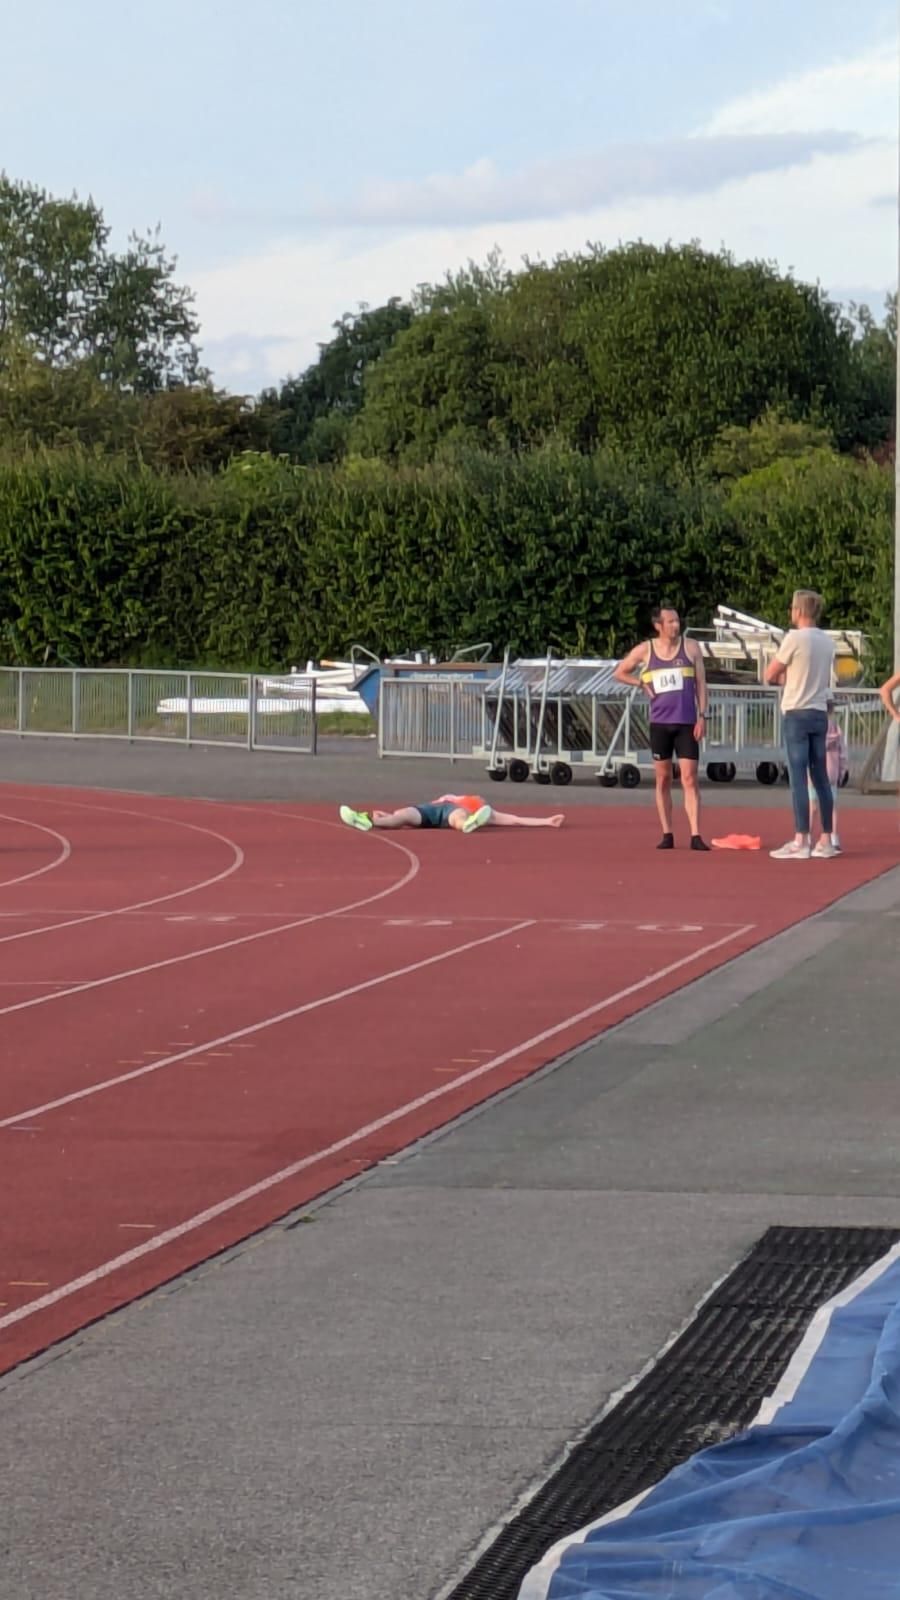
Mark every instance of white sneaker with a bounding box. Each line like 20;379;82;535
769;840;811;860
812;838;838;859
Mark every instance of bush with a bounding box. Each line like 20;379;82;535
0;444;890;671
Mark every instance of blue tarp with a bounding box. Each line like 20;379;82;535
521;1245;900;1600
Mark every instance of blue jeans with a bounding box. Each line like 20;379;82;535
784;709;833;833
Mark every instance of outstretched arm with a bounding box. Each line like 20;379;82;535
880;670;900;721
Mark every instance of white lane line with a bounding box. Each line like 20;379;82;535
0;909;751;929
0;816;72;889
0;923;752;1337
0;826;420;1019
0;920;533;1127
0;802;246;947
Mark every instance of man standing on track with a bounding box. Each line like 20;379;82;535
614;604;709;850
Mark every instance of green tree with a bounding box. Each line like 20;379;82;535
840;297;896;455
132;386;262;472
350;300;504;462
0;173;203;391
706;408;835;480
409;248;511;314
497;243;853;469
0;338;258;469
0;339;128;452
256;298;414;462
351;242;855;470
724;448;893;670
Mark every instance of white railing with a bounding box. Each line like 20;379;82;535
2;667;888;783
0;668;319;753
377;676;488;762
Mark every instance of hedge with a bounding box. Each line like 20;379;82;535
0;447;891;672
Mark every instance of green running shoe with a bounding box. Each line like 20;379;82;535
340;805;373;831
462;804;492;834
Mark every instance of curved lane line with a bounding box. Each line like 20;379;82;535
0;815;72;889
0;802;246;947
0;814;420;1019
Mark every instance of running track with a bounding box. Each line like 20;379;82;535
0;784;896;1375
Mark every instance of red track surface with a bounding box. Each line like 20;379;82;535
0;784;895;1375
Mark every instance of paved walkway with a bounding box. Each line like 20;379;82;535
0;729;895;813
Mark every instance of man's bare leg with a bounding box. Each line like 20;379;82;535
680;761;701;835
371;807;423;828
488;810;564;828
679;762;710;849
654;762;674;838
447;808;471;831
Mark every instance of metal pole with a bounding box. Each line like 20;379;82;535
895;49;900;672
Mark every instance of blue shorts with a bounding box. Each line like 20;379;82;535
415;802;457;829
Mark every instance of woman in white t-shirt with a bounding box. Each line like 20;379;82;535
880;669;900;725
764;590;836;859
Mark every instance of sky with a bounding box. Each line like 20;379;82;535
3;0;898;394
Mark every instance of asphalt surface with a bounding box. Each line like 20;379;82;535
0;729;894;811
1;735;898;1600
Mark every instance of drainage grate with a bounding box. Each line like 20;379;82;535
444;1225;900;1600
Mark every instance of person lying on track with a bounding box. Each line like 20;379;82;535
339;795;565;833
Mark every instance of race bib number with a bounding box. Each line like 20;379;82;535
650;667;684;695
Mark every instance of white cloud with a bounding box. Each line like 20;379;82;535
320;133;858;227
189;40;899;391
701;37;896;139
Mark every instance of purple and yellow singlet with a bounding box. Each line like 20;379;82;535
641;642;698;726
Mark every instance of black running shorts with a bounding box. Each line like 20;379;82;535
650;723;700;763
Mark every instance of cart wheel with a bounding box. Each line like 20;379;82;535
707;762;723;783
550;762;573;787
487;767;507;782
619;764;641;789
598;772;619;788
720;763;737;783
780;766;790;784
533;770;552;785
508;758;529;783
755;761;779;786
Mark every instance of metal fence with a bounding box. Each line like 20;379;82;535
0;669;318;752
377;676;489;761
2;666;889;784
377;673;889;787
704;685;887;786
